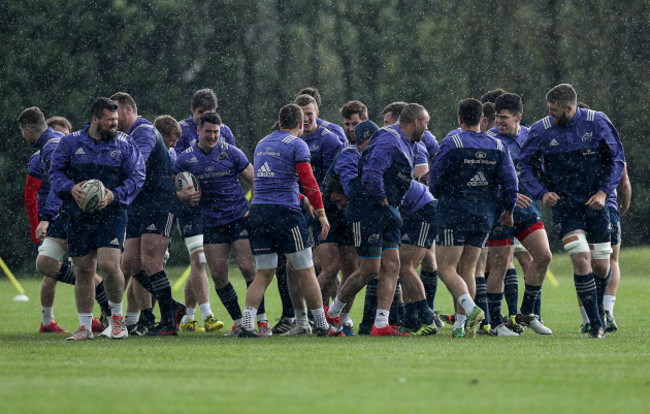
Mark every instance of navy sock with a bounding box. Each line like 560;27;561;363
595;268;611;312
216;282;242;321
361;279;378;328
133;270;153;293
520;284;542;316
533;287;542;319
404;303;419;330
275;254;294;318
389;282;402;326
56;262;76;285
475;276;489;319
420;270;438;310
574;273;602;328
149;270;174;323
94;281;111;317
504;268;519;316
416;299;433;325
246;280;265;316
487;292;503;327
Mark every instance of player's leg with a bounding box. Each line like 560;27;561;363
35;236;71;333
315;242;342;305
399;244;436;335
337;244;359;335
486;244;513;334
67;252;98;341
517;226;553;334
234;237;267;334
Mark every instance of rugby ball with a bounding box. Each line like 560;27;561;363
175;171;200;193
80;179;106;211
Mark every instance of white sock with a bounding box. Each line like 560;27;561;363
242;307;257;331
257;313;267;323
454;313;467;330
108;300;123;317
295;308;309;326
340;312;351;325
41;307;54;325
328;297;346;318
579;306;589;324
79;313;93;330
186;307;197;320
310;307;328;330
233;318;242;327
125;312;139;326
374;309;390;328
198;303;212;319
457;293;476;315
603;295;616;314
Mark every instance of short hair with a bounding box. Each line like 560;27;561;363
192;88;218;111
199;111;222;128
398;103;427;124
18;106;47;129
494;93;523;115
298;87;321;107
46;116;72;132
90;97;118;119
382;101;408;123
154;115;181;138
110;92;138;113
294;94;318;109
482;102;496;124
278;104;303;130
480;89;506;104
546;83;577;108
340;100;368;120
458;98;483;126
577;102;590;109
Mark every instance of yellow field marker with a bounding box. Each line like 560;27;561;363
172;265;192;292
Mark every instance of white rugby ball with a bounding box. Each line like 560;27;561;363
80;179;106;211
175;171;200;193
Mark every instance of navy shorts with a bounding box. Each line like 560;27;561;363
489;202;542;244
249;204;310;255
45;214;68;240
609;206;621;246
437;228;489;248
176;209;203;239
204;216;250;245
67;208;128;257
126;204;174;239
311;204;354;247
346;197;401;258
553;202;611;243
401;201;437;249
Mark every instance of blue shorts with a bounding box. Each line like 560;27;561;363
553;202;611;243
311;204;354;247
437;228;489;248
67;208;128;257
126;204;174;239
346;197;401;258
176;209;203;239
45;214;68;240
204;216;250;245
249;204;310;255
401;202;437;249
609;206;621;246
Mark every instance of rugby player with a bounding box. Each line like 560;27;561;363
298;87;347;144
46;116;72;135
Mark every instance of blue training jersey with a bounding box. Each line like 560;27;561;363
32;128;64;221
400;180;435;216
175;115;237;155
301;125;343;186
28;151;51;219
317;118;347;145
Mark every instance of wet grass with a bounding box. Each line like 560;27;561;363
0;247;649;413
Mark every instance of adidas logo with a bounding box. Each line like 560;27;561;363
550;139;559;147
109;238;119;246
467;171;488;187
75;148;86;155
189;156;198;163
146;224;157;231
257;162;274;177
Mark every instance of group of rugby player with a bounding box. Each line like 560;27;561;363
18;82;628;340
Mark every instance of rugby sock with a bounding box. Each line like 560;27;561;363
108;300;123;317
504;268;519;316
257;313;268;323
311;307;328;330
56;262;75;285
458;293;477;315
574;273;602;327
520;284;542;316
416;299;433;325
133;271;152;292
295;308;309;327
327;297;346;318
594;268;611;312
533;287;543;319
198;302;212;320
94;281;111;317
125;312;139;326
454;313;467;330
579;306;590;324
246;280;266;317
389;282;402;326
360;279;378;329
149;271;174;323
603;295;616;314
475;277;489;320
181;308;194;325
374;309;390;328
41;307;54;326
216;283;242;322
420;270;438;310
404;303;419;330
340;313;350;325
242;306;257;331
276;255;294;318
487;292;504;327
79;313;93;330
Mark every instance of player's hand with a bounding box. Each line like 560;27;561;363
98;189;114;210
302;196;315;218
35;221;50;242
585;190;607;211
498;211;514;227
516;193;532;208
71;181;87;208
317;209;330;241
542;192;560;207
177;185;201;206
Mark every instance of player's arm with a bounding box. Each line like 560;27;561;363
518;128;556;204
107;138;145;208
239;163;255;199
296;162;329;240
49;137;77;200
361;137;394;204
498;147;518;225
428;139;452;198
25;174;42;243
617;163;631;215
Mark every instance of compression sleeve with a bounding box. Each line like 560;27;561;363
25;174;42;243
296;162;324;210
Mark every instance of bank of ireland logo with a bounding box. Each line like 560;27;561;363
475;151;487;159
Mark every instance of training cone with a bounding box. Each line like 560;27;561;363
13;294;29;302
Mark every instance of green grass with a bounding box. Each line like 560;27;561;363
1;247;649;413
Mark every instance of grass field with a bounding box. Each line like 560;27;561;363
1;247;649;413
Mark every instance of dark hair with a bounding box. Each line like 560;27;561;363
46;116;72;132
199;111;222;128
192;88;218;111
294;94;318;109
546;83;577;108
154;115;181;138
110;92;138;113
480;89;506;104
298;87;321;107
494;93;523;115
398;103;427;124
482;102;496;124
279;104;303;130
382;101;408;123
18;106;47;129
458;98;483;126
577;102;590;109
340;100;368;120
90;97;118;119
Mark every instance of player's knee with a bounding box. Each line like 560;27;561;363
562;233;590;256
533;249;552;269
35;255;60;278
590;242;613;260
286;248;314;271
